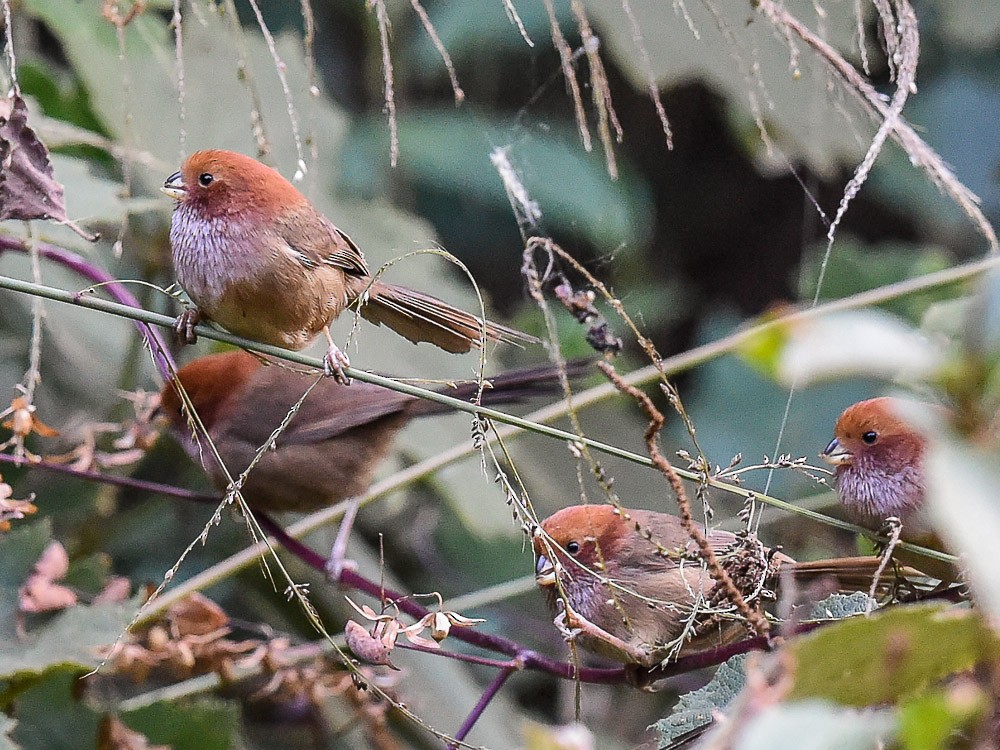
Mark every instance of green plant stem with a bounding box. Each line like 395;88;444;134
0;268;963;583
0;272;654;468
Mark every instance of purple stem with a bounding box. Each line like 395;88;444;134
256;515;628;684
0;235;175;381
394;642;526;670
0;452;217;503
5;454;787;686
449;665;517;749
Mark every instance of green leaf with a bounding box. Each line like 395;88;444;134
584;0;871;174
121;699;240;750
651;653;746;744
774;309;944;386
786;604;1000;706
738;700;896;750
736;308;791;380
409;0;564;69
17;63;107;140
7;668;99;750
0;519;52;589
898;688;986;750
21;0;349;181
798;241;957;324
0;520;53;641
806;592;874;621
339;111;654;253
0;599;138;696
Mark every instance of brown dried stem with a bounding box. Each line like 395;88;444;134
597;360;770;638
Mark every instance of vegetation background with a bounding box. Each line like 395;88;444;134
1;1;1000;748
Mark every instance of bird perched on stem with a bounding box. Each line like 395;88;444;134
821;397;954;580
159;350;585;514
162;150;534;383
160;351;587;577
534;504;894;671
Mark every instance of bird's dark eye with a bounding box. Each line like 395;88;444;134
198;173;214;187
566;541;580;555
862;430;878;445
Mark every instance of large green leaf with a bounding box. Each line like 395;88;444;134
409;0;567;68
8;669;99;750
651;653;747;744
773;309;945;387
786;604;999;706
121;699;239;750
339;111;654;254
0;599;137;689
925;437;1000;621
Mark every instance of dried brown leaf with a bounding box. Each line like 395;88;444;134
0;475;37;532
18;576;77;613
0;94;95;240
2;397;59;440
94;575;132;604
167;592;229;637
345;619;398;669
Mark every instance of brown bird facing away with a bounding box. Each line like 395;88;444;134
161;351;587;576
534;504;899;671
160;349;586;513
162;150;536;383
821;397;955;581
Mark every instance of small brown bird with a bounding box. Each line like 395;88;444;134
821;397;953;580
162;150;534;382
159;350;583;514
533;504;889;669
821;397;927;529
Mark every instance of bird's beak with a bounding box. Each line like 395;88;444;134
535;554;557;587
161;171;186;200
821;437;852;466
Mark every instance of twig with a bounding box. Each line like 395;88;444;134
410;0;464;104
0;235;175;380
256;516;624;684
0;270;962;568
368;0;398;167
757;0;998;251
0;452;216;502
597;360;770;638
449;665;519;749
542;0;591;152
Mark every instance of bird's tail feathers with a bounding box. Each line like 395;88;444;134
408;358;593;417
359;281;537;354
784;555;926;592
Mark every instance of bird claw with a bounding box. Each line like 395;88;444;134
323;344;352;385
174;308;201;345
324;555;359;583
326;496;361;582
553;609;583;642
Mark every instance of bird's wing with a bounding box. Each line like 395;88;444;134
276;212;370;278
220;367;413;447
